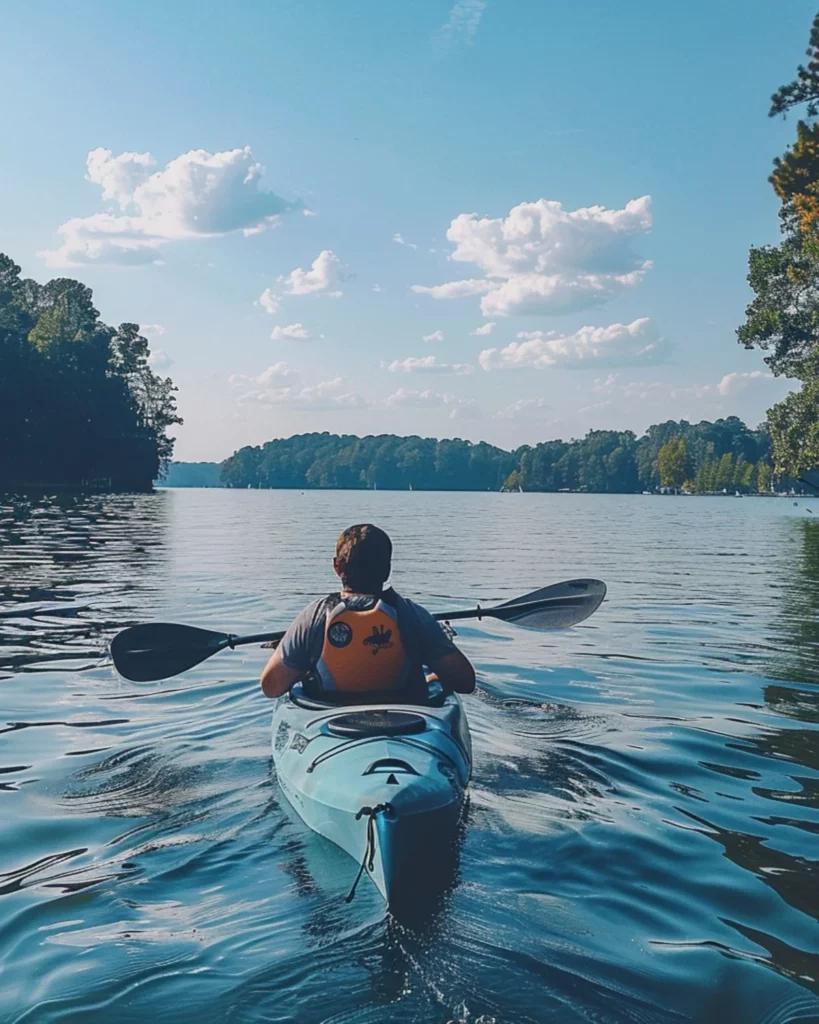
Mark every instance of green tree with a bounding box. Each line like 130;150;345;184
657;439;687;490
0;252;180;489
738;11;819;477
767;354;819;475
715;452;735;492
758;461;773;493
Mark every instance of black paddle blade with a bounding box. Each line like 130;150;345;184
493;578;606;629
110;622;232;682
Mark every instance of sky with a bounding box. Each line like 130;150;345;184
1;0;814;461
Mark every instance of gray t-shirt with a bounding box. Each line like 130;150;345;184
278;589;457;675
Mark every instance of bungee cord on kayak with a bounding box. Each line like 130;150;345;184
345;803;395;904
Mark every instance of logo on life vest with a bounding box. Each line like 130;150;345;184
363;625;394;655
328;622;353;648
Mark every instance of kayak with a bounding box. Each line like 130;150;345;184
272;681;472;908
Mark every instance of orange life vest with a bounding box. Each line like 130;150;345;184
315;596;412;693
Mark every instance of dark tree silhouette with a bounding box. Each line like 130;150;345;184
0;253;181;491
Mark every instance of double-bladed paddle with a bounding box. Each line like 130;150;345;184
110;578;606;683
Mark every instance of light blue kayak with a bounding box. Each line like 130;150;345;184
272;682;472;907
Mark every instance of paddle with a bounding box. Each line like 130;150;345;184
110;578;606;682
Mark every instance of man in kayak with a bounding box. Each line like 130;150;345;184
260;524;476;699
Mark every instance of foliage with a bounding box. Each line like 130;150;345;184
737;235;819;376
769;13;819;119
218;418;785;494
221;433;516;491
770;120;819;235
766;352;819;474
738;11;819;477
0;252;180;490
657;439;687;490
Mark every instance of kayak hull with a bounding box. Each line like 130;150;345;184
272;686;471;907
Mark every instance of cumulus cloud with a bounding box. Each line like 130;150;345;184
576;369;783;416
258;288;281;315
148;349;173;371
393;232;418;250
139;323;166;337
423;329;445;343
494;397;550;420
270;323;312;341
41;146;301;267
471;322;496;336
412;195;652;316
383;355;474;375
717;370;774;396
229;363;366;410
479;318;668;371
280;249;342;295
411;279;493;300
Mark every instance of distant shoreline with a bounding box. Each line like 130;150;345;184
154;484;813;498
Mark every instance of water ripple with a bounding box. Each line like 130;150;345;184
1;490;818;1022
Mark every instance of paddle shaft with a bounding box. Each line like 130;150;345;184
225;595;589;649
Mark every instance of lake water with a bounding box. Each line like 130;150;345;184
1;489;818;1024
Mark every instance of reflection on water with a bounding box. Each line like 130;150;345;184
1;490;818;1023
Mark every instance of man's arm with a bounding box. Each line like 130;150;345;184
260;600;324;698
406;598;477;694
428;649;476;694
260;646;303;698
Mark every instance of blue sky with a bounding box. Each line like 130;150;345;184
1;0;813;460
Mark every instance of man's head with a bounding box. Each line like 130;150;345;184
334;524;392;594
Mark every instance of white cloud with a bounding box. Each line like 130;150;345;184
88;149;155;205
411;279;493;300
479;318;668;371
413;195;652;316
372;284;385;293
575;369;784;416
717;370;774;396
494;397;550;420
471;322;497;336
229;362;298;388
422;329;445;344
393;232;418;250
41;146;300;267
280;249;342;295
139;323;166;337
383;355;474;375
270;323;312;341
229;363;366;410
385;388;480;419
436;0;486;47
147;349;173;371
385;387;450;408
258;288;282;315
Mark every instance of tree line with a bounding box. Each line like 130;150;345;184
193;416;801;493
737;12;819;478
0;253;180;490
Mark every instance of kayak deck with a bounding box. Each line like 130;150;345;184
272;683;472;906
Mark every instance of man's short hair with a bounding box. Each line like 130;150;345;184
335;524;392;593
